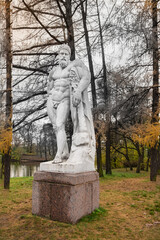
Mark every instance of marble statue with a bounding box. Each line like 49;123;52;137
40;44;96;173
47;44;71;163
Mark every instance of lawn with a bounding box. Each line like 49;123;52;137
0;169;160;240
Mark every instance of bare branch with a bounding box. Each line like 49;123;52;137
13;101;47;129
13;42;63;53
13;113;48;132
13;26;66;30
13;91;47;105
22;0;62;43
13;64;48;74
13;71;35;87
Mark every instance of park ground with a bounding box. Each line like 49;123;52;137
0;169;160;240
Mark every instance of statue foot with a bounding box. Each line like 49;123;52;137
62;153;69;160
52;156;63;164
51;153;69;164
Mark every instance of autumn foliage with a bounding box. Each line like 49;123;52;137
130;122;160;148
0;125;12;155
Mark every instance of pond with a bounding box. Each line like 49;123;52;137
10;163;40;178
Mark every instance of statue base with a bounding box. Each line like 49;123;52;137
32;171;99;224
40;159;95;173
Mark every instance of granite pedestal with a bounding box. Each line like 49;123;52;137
32;171;99;224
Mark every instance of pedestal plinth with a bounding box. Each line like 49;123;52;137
32;171;99;224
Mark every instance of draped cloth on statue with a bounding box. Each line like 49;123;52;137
67;66;96;166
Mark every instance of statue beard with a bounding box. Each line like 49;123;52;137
60;59;68;69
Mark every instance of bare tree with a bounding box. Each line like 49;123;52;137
150;0;159;181
3;0;12;189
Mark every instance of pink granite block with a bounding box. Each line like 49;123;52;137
32;171;99;224
32;181;40;215
92;180;99;211
32;181;51;218
50;184;72;222
33;171;98;185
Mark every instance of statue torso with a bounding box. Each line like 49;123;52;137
49;66;70;102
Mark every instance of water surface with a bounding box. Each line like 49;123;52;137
10;163;40;178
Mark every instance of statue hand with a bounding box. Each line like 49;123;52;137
72;91;81;107
68;59;84;70
72;59;83;67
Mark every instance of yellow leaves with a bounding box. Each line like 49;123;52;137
130;122;160;148
144;0;152;9
0;126;12;154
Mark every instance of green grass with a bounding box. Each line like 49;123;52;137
0;169;160;240
10;176;33;189
101;168;148;180
80;207;107;223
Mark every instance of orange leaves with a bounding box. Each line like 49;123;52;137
0;126;12;154
130;122;160;148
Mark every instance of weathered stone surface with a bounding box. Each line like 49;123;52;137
33;171;98;185
40;159;95;174
32;171;99;224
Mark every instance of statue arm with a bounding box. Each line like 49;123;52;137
47;68;55;96
67;59;90;92
66;59;86;72
76;66;90;93
72;65;90;107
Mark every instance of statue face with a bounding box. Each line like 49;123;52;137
59;49;70;69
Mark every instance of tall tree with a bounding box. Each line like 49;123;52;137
80;0;97;108
80;0;106;176
150;0;159;181
3;0;12;189
95;0;112;174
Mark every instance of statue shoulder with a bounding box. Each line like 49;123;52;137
75;65;90;80
70;66;81;78
48;66;58;82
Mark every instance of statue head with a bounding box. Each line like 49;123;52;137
58;44;71;56
58;44;71;69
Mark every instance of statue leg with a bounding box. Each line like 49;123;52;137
54;100;69;162
47;96;56;129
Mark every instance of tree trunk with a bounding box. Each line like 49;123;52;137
157;146;160;175
4;152;10;189
44;133;47;160
124;137;132;171
136;146;144;173
136;155;144;173
146;158;149;172
65;0;75;60
151;0;159;181
96;135;104;177
4;0;12;189
0;155;4;179
106;128;112;174
39;135;42;157
150;147;158;181
55;0;75;59
136;157;141;173
96;0;112;174
126;157;133;171
80;0;99;172
80;0;97;108
146;148;150;171
95;0;108;103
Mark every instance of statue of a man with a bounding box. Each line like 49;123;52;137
47;44;71;163
47;44;95;167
